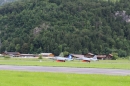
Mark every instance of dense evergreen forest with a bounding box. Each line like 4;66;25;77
0;0;130;56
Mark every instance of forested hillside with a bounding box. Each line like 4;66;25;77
0;0;130;56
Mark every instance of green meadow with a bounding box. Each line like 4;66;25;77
0;57;130;69
0;58;130;86
0;70;129;86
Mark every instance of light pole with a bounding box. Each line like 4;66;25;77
0;39;1;54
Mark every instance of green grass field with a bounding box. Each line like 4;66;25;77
0;70;129;86
0;58;129;86
0;57;130;69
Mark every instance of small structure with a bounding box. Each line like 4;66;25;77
96;55;106;60
2;51;20;57
40;53;54;57
20;54;37;58
71;54;84;58
105;54;113;60
96;54;113;60
84;53;94;58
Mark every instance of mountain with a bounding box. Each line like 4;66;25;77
0;0;130;57
0;0;15;5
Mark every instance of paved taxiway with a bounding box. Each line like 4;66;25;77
0;65;130;75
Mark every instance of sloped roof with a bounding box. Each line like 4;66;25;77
40;53;53;55
20;54;35;56
108;54;113;56
96;55;106;58
71;54;84;58
87;53;94;55
4;52;20;55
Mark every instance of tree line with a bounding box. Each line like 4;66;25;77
0;0;130;57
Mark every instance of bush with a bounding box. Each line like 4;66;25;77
38;55;42;59
4;55;10;59
111;53;118;60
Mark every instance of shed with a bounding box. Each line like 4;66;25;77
96;54;113;60
105;54;113;60
71;54;84;58
96;55;106;60
84;53;94;58
40;53;54;57
3;51;20;57
20;54;37;58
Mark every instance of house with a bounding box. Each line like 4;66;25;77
96;55;106;60
105;54;113;60
96;54;113;60
3;51;20;57
40;53;54;57
84;53;94;58
71;54;84;58
20;54;37;58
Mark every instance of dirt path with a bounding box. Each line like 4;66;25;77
0;65;130;75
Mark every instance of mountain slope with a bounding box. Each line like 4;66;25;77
0;0;15;5
0;0;130;56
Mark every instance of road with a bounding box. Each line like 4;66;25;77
0;65;130;75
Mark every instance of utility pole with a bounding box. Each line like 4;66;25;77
0;39;2;53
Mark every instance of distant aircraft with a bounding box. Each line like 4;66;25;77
54;54;73;62
89;55;98;61
77;55;98;62
66;54;73;61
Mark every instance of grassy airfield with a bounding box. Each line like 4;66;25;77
0;57;130;69
0;70;130;86
0;57;130;86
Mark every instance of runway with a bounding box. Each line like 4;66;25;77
0;65;130;75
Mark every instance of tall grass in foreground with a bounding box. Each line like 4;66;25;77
0;71;129;86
